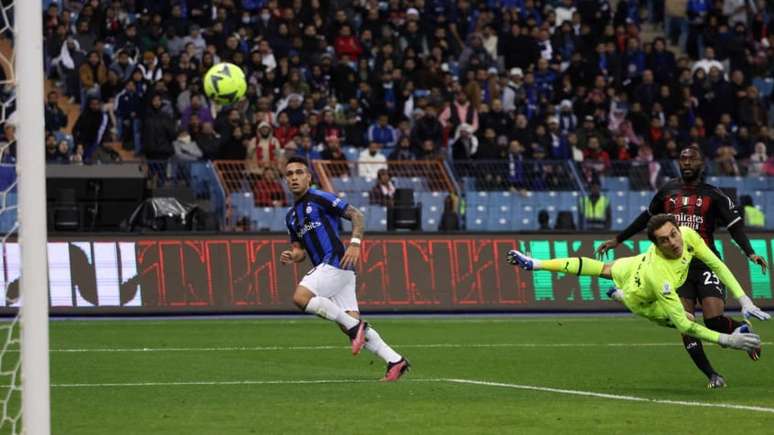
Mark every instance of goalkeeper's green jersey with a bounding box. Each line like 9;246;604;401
610;226;745;343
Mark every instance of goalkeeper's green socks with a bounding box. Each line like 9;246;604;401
537;257;605;276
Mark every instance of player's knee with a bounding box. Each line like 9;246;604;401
292;288;313;310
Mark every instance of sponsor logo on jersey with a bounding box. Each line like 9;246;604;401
668;212;704;229
297;221;322;238
306;205;313;214
662;282;671;295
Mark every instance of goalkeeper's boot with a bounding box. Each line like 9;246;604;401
606;286;624;302
348;321;368;356
737;321;761;361
707;373;727;389
381;358;410;382
507;250;535;270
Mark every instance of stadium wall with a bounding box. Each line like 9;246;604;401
1;233;772;314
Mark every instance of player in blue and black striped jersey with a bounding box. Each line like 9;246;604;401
280;156;409;381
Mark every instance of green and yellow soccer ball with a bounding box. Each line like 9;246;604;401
203;62;247;105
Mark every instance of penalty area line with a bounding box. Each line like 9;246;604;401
445;378;774;414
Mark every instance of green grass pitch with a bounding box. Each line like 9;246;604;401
41;316;774;434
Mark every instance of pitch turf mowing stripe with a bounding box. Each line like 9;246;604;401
51;379;388;388
50;377;774;414
446;379;774;414
44;341;774;352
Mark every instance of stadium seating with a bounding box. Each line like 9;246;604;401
364;205;387;231
601;176;629;191
610;191;629;230
418;191;445;232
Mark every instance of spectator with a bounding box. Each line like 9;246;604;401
739;195;765;228
367;114;399;149
440;90;479;136
438;194;461;231
479;99;511;139
273;112;299;149
44;91;68;133
172;129;203;162
100;70;122;103
114;80;143;155
44;134;58;162
451;124;479;161
580;181;611;230
738;86;767;130
247;122;281;175
78;50;108;109
358;142;388;180
389;136;416;161
253;166;287;207
194;122;222;160
369;169;396;207
320;134;349;177
180;95;214;131
110;49;136;82
73;97;110;161
295;135;322;162
748;142;768;176
142;94;176;161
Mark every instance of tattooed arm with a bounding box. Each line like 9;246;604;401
340;205;364;269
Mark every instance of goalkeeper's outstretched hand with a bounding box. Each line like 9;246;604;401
718;331;761;353
739;295;771;320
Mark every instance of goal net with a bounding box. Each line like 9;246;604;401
0;1;50;434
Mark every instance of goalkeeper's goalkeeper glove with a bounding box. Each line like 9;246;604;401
718;330;761;352
738;295;771;320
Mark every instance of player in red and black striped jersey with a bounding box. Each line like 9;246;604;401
596;146;770;388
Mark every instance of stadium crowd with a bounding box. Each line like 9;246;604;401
34;0;774;188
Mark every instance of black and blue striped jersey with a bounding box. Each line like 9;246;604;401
286;188;349;268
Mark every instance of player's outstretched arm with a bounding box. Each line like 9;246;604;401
595;210;651;258
727;221;768;275
656;282;759;351
340;205;364;270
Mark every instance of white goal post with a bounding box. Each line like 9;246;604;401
17;0;51;433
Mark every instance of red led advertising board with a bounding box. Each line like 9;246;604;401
0;233;771;314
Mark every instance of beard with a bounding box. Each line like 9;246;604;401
680;167;701;182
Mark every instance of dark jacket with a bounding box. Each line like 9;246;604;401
142;107;176;159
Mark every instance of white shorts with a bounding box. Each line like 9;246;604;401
299;263;358;312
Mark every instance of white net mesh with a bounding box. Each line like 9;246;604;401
0;1;22;432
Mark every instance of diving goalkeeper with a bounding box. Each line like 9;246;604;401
507;214;763;363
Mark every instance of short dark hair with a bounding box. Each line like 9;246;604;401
680;144;704;159
647;214;678;243
286;156;309;168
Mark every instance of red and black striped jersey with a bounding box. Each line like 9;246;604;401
647;178;742;256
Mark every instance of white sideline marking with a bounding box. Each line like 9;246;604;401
47;342;773;353
51;377;774;414
446;378;774;414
